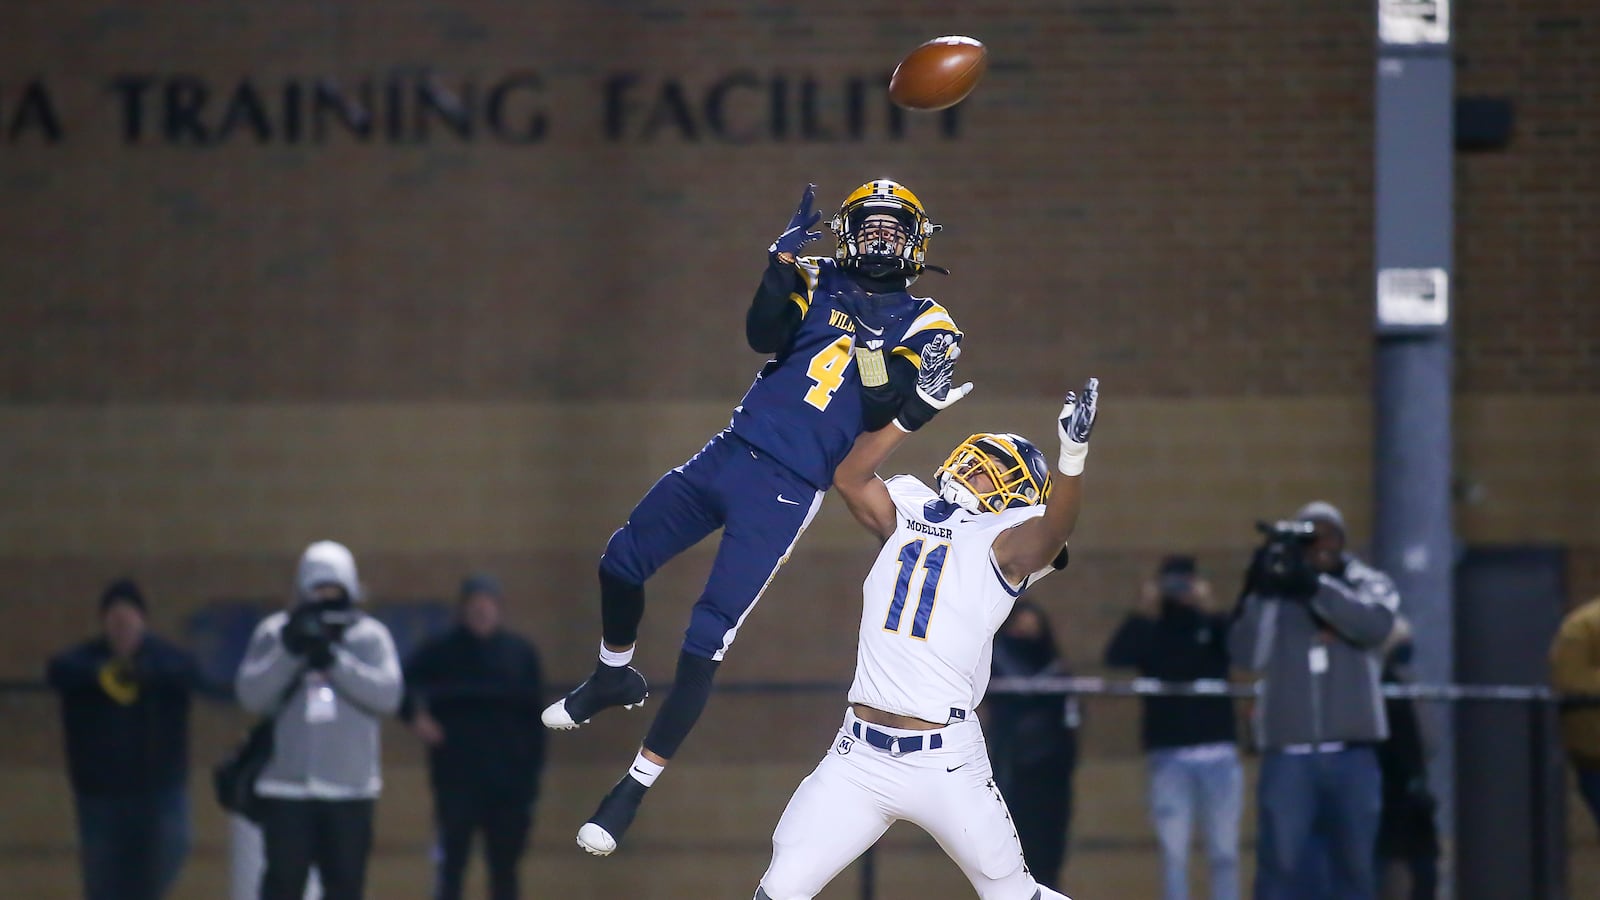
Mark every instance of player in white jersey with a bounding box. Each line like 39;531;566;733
753;365;1100;900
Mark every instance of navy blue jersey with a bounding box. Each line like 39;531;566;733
730;257;961;489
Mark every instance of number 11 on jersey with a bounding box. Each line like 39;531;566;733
883;539;949;640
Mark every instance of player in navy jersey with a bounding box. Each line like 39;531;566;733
542;180;968;856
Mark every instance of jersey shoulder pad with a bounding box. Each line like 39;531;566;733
786;256;832;316
884;474;938;517
893;299;962;364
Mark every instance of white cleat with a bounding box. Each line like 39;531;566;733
541;666;650;731
577;822;619;856
540;696;646;731
541;699;587;731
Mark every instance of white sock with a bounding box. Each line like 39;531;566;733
599;641;635;667
627;752;664;787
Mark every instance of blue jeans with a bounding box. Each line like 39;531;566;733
75;784;190;900
1148;745;1243;900
1253;746;1381;900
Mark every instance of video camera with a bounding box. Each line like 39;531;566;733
283;598;360;657
1253;519;1318;592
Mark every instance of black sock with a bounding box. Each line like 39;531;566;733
642;650;720;759
599;566;646;649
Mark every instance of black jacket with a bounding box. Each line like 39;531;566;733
1104;606;1238;751
1377;658;1438;858
402;627;545;798
46;634;198;796
988;637;1080;769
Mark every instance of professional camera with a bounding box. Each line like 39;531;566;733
282;598;360;659
1252;519;1319;596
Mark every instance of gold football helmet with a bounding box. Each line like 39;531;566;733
935;432;1053;514
830;179;942;277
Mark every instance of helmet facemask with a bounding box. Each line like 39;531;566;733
847;209;916;277
831;180;941;280
935;434;1052;514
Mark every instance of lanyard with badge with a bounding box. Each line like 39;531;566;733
1308;641;1330;675
305;674;338;723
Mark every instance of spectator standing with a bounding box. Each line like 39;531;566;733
47;579;198;900
235;541;402;900
1550;593;1600;837
1104;556;1241;900
1374;618;1439;900
403;574;547;900
1229;502;1399;900
987;599;1082;892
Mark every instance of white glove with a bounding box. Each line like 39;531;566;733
893;334;974;433
1056;377;1099;475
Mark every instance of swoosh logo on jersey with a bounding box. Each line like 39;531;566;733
859;322;886;336
777;495;801;505
946;763;968;773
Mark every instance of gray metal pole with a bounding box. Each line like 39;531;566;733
1374;0;1456;892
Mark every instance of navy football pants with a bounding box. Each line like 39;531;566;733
601;431;823;661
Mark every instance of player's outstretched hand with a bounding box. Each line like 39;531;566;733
1056;377;1099;475
894;333;973;432
769;183;824;263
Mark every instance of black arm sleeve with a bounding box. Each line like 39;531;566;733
746;262;806;353
861;354;918;431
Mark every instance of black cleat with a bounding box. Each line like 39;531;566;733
576;775;649;856
541;664;649;730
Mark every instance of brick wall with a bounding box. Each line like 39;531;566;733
1456;0;1600;394
2;1;1598;896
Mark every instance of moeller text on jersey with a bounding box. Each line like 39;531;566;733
905;518;953;539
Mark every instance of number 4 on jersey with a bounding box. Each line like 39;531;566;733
803;337;853;410
883;539;949;640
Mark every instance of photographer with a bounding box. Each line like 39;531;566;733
235;541;402;900
1104;556;1241;900
1228;502;1399;900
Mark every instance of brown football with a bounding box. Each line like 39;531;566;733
889;36;988;111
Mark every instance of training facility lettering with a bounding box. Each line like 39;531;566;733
0;72;964;147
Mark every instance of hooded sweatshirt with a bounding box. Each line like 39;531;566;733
234;541;402;799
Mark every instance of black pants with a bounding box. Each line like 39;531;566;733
434;786;534;900
996;740;1078;891
258;798;375;900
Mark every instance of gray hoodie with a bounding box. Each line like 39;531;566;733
1228;555;1400;749
235;541;402;799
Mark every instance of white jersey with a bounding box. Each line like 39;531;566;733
846;475;1061;724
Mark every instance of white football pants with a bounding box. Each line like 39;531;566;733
758;708;1071;900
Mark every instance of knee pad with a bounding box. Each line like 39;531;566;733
600;528;649;586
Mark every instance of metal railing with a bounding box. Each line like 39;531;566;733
3;674;1584;900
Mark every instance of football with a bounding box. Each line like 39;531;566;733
888;36;989;111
